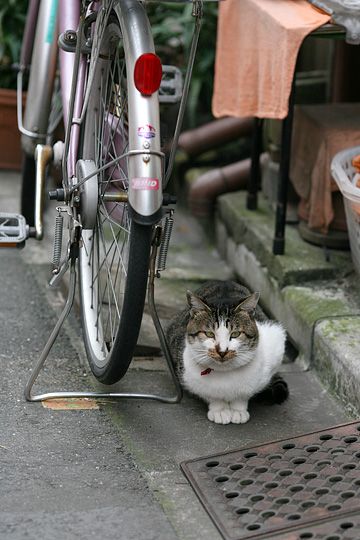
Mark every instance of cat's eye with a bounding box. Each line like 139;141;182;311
205;331;215;338
231;331;241;338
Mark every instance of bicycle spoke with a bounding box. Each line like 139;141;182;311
97;216;121;321
95;218;101;343
99;201;129;275
101;226;123;344
99;200;129;234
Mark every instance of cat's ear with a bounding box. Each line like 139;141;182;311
235;292;260;316
186;291;211;315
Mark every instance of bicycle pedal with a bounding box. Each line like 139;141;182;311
0;213;28;249
159;65;182;104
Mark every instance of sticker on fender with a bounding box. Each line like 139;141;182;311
131;177;159;190
137;124;156;139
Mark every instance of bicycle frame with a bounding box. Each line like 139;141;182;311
19;0;170;227
67;0;164;223
20;0;216;402
18;0;58;155
19;0;210;234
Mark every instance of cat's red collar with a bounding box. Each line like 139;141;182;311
201;368;213;376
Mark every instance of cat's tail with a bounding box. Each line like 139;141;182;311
255;374;289;405
268;373;289;404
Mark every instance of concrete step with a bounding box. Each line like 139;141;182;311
216;191;360;415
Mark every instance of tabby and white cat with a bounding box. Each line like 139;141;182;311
166;280;288;425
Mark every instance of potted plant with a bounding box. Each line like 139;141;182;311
0;0;27;169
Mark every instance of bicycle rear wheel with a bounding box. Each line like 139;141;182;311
78;4;158;384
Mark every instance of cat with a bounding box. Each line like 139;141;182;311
166;280;288;425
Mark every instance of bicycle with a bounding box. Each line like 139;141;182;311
0;0;218;402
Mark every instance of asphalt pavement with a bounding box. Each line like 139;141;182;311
0;170;353;540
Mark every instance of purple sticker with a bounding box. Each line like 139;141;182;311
137;124;156;139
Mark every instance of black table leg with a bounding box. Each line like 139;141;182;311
247;117;263;210
272;76;296;255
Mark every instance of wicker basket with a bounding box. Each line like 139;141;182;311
331;146;360;275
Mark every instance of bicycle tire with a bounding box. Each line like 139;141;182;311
78;4;158;384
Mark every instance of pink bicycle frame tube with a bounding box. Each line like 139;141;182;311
58;0;86;180
58;0;80;128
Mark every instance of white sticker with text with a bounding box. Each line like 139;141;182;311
131;178;159;191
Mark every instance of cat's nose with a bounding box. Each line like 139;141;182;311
216;345;228;359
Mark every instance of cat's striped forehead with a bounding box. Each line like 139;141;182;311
189;304;232;326
187;304;258;337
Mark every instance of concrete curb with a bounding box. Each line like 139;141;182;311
216;191;360;415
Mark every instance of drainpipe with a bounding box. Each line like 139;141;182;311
188;158;252;217
178;117;253;157
178;116;256;218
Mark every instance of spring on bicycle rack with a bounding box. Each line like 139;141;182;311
52;214;64;268
157;215;174;272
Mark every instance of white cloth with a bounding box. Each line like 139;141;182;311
308;0;360;43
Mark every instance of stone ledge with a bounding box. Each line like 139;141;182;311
314;317;360;415
216;196;360;413
217;191;353;287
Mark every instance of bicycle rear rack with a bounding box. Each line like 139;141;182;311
24;232;183;404
159;65;182;104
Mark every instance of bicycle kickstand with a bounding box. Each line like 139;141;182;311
24;239;183;404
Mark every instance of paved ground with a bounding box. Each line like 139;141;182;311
0;170;354;539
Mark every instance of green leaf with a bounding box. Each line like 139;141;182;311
0;0;27;87
148;2;218;127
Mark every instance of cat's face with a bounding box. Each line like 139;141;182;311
186;291;260;371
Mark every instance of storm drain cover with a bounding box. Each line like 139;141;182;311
181;421;360;540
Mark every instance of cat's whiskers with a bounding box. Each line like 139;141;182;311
193;353;211;363
193;354;215;369
192;348;208;356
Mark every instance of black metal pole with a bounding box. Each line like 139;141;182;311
272;74;296;255
247;117;263;210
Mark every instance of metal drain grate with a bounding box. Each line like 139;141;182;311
181;421;360;540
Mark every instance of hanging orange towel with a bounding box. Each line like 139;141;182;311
212;0;331;120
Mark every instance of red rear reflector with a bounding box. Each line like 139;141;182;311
134;53;162;96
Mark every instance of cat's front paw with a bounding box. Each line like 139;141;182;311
230;409;250;424
207;408;232;424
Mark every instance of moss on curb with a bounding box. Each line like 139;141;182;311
283;287;354;327
217;191;352;287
